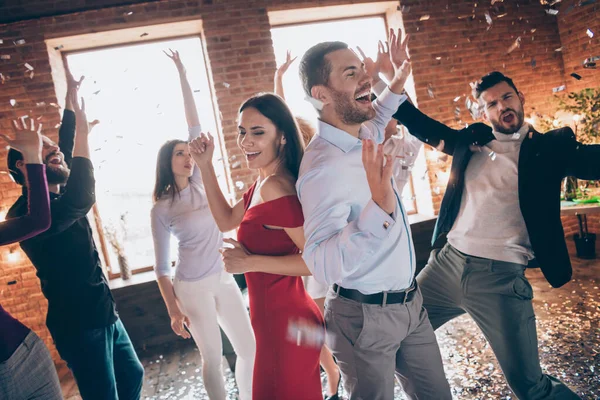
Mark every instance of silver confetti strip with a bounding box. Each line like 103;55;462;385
507;37;522;54
553;85;566;93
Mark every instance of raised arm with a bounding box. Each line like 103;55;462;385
39;92;97;237
189;133;245;232
274;50;296;100
165;49;200;128
165;49;203;185
0;120;50;245
59;65;84;168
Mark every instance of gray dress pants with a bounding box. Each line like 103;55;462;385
324;285;452;400
418;243;581;400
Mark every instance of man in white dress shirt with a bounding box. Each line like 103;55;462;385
296;31;451;400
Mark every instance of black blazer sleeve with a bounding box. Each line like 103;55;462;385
392;101;464;155
555;127;600;180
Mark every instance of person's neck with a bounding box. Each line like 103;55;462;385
320;109;361;138
258;160;283;181
48;184;61;194
174;176;189;191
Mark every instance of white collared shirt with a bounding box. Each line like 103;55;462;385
297;88;415;294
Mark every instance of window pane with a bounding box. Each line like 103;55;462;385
67;37;229;272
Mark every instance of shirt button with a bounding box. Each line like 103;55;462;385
383;221;390;229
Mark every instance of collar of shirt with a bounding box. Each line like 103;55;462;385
316;119;377;153
492;122;530;143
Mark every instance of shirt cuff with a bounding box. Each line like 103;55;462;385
372;80;388;97
188;125;202;140
356;199;396;239
376;86;408;111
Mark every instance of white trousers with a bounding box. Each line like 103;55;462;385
174;271;256;400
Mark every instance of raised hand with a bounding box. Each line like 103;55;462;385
377;40;394;83
164;48;185;74
188;133;215;167
65;63;84;111
362;139;395;215
388;28;410;70
220;238;252;274
356;46;379;82
0;118;43;164
169;307;191;339
276;50;297;79
70;88;92;138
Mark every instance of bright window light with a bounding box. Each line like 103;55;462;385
66;37;230;273
271;17;417;213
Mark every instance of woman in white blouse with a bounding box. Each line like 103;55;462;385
150;49;255;400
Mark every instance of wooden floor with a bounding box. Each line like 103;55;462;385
60;243;600;399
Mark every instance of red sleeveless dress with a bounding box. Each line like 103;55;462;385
238;182;323;400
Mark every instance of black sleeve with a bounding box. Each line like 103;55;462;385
40;157;96;237
392;101;462;155
562;128;600;180
58;110;76;169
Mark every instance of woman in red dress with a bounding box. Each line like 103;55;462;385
189;93;323;400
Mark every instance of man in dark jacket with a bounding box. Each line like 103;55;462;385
394;71;589;399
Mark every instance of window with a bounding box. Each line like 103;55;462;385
270;16;418;213
66;36;230;277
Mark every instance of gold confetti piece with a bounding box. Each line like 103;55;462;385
419;15;430;21
1;55;11;60
507;36;521;54
24;63;33;70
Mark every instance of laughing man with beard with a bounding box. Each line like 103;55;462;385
297;30;452;400
6;71;144;400
393;71;588;399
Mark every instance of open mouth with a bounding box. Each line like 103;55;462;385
244;151;261;162
501;111;515;124
354;89;371;105
47;154;63;167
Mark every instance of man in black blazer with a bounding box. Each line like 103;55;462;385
393;71;588;399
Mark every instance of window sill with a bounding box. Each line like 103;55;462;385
109;270;157;291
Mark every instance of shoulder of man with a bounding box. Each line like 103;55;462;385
540;126;576;141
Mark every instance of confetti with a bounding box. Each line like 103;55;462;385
491;0;504;3
223;82;230;88
484;11;493;27
466;97;482;120
512;132;521;140
553;85;566;93
54;45;64;50
28;71;34;79
1;55;11;60
586;29;594;38
93;90;101;95
0;73;4;84
453;96;461;102
433;186;441;194
140;33;149;38
9;99;16;107
124;11;133;16
235;181;245;190
24;63;33;71
571;73;582;80
0;39;3;44
13;39;26;46
36;102;46;107
419;15;430;21
583;56;599;68
545;9;559;15
488;151;497;160
427;83;435;98
555;47;563;52
231;161;242;169
507;37;521;54
193;89;200;93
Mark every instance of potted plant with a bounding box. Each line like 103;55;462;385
104;213;132;280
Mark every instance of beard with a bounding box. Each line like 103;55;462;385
329;87;375;125
44;152;70;185
490;106;525;134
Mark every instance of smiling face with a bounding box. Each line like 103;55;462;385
41;135;70;184
480;81;526;134
171;143;194;179
320;48;375;124
237;106;283;171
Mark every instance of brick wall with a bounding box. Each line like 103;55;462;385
0;0;587;365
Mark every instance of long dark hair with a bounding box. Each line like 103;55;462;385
239;93;305;179
153;139;188;204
